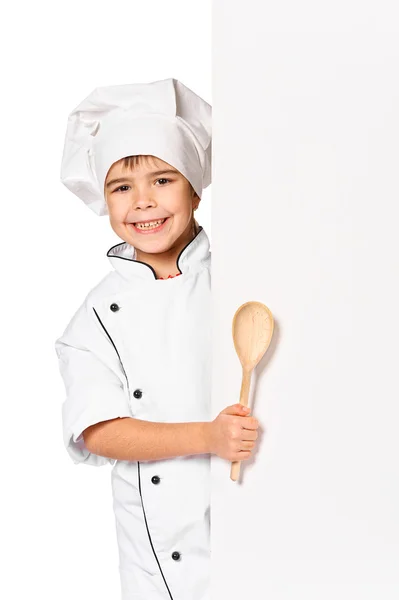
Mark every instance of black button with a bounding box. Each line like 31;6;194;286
133;389;142;399
110;303;119;312
151;475;160;485
171;551;181;561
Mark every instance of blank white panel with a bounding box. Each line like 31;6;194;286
212;2;399;597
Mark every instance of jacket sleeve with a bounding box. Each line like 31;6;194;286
54;298;133;466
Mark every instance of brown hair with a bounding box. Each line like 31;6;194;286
116;154;195;194
120;154;157;171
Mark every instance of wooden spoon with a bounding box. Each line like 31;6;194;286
230;301;274;481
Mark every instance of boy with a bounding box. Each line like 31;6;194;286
55;78;259;600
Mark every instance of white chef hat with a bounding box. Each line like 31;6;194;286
60;77;212;216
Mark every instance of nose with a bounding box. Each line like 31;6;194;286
131;186;156;209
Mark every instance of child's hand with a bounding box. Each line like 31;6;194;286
207;403;259;461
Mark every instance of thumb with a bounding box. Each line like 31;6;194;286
222;403;251;416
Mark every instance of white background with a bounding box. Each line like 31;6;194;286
211;1;399;598
2;1;399;599
1;2;210;598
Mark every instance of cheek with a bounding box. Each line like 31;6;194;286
107;198;129;222
162;190;193;215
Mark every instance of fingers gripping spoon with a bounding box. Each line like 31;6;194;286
230;301;274;482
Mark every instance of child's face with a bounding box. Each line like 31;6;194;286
104;155;200;253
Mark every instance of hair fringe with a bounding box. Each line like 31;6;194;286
115;155;195;193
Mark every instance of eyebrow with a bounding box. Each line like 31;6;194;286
106;170;179;188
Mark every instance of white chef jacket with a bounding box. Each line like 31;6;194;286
55;226;212;600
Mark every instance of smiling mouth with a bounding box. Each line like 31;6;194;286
130;217;169;232
134;217;166;228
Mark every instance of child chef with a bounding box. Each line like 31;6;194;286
54;77;259;600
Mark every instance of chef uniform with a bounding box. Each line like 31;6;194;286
54;78;212;600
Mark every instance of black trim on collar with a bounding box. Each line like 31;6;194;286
106;225;204;280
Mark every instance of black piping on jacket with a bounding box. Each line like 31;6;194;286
92;307;174;600
106;225;204;279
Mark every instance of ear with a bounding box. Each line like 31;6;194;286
192;189;201;210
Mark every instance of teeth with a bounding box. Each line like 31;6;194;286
135;219;166;229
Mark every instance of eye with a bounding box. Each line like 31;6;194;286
113;185;130;193
155;178;171;186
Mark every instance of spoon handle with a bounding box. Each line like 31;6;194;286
230;368;252;481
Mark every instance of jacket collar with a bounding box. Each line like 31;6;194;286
107;225;210;281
